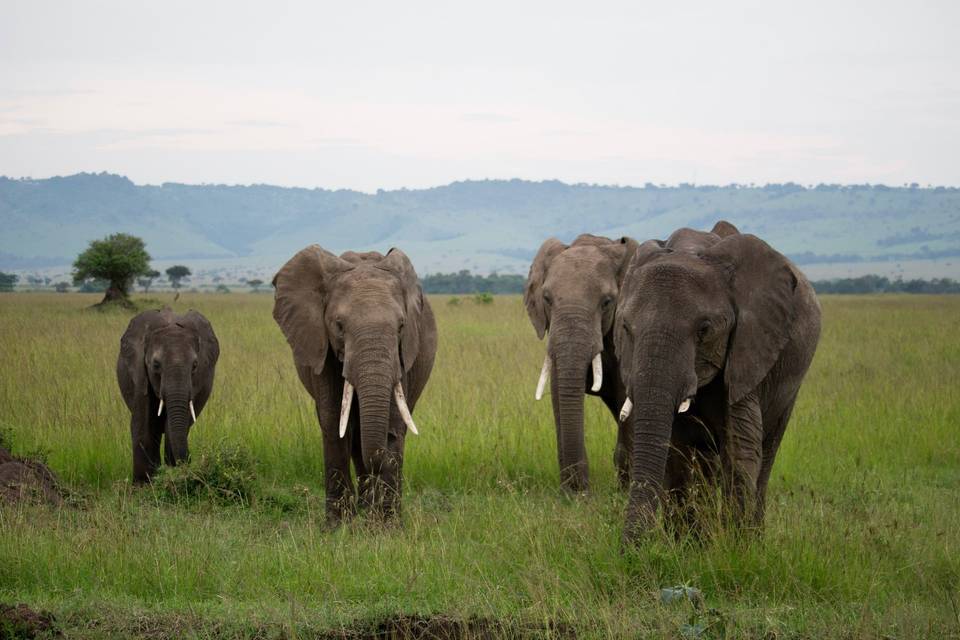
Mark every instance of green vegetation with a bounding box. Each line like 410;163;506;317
422;270;525;294
812;275;960;294
0;272;16;292
72;233;152;306
0;293;958;638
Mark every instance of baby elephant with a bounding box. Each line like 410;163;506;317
117;307;220;483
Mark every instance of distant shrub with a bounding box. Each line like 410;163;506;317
447;296;462;306
215;284;231;294
474;293;494;305
152;441;256;507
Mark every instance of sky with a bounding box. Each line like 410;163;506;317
1;0;958;191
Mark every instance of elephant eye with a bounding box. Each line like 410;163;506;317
697;320;712;341
152;359;161;372
601;296;613;310
335;319;344;334
192;360;199;371
543;292;553;306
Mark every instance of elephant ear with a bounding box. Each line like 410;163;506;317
597;236;641;285
180;309;220;395
711;220;740;238
702;234;798;404
117;308;173;411
272;245;350;376
380;248;423;372
523;238;566;339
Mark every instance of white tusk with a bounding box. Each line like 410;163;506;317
591;353;603;392
189;400;197;422
339;380;354;438
620;397;632;422
535;355;550;400
394;383;419;435
157;399;164;416
678;398;691;414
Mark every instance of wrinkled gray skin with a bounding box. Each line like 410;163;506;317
117;307;219;483
615;221;821;542
273;246;436;524
524;234;640;492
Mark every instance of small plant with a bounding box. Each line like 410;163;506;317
447;296;462;306
473;293;494;305
152;441;257;506
215;284;231;294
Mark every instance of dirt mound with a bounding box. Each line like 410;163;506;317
342;615;576;639
0;603;60;638
0;447;64;507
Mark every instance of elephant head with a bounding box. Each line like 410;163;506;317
523;233;639;491
272;246;424;470
615;223;799;537
118;308;219;468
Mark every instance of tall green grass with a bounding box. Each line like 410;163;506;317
1;293;958;638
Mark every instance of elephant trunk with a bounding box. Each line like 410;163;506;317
351;330;399;473
549;305;603;493
162;367;193;465
624;333;687;541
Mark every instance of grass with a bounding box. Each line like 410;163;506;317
0;292;959;638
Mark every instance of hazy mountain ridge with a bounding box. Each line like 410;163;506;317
2;173;958;276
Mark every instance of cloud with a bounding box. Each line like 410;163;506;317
460;112;518;124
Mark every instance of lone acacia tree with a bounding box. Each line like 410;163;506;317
247;278;264;292
138;269;161;293
166;265;191;289
72;233;151;307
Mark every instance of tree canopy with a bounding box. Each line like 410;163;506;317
165;265;191;289
72;233;151;305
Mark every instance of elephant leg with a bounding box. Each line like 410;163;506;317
131;413;162;483
723;390;764;528
754;394;796;528
601;392;631;491
318;402;355;526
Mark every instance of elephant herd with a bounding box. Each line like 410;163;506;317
116;220;820;543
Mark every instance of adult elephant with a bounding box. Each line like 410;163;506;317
273;246;436;525
615;221;820;542
117;307;219;483
524;234;640;492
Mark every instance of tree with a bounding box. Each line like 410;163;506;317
215;284;231;294
72;233;151;306
0;272;17;292
138;269;161;293
166;265;191;290
247;279;264;292
54;281;70;293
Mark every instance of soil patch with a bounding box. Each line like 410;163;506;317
0;603;60;638
0;447;65;507
348;615;577;639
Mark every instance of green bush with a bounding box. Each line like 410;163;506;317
447;296;462;306
473;293;494;305
152;441;257;507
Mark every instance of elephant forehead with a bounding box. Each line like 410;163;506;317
550;246;614;277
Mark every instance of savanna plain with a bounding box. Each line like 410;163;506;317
1;293;958;639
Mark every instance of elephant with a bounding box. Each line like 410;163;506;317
272;246;436;524
117;307;219;483
524;233;640;492
614;221;821;542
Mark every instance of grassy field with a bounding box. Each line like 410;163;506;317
1;293;958;638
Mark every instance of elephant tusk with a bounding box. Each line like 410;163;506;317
678;398;691;414
189;400;197;422
619;397;632;422
591;353;603;392
535;354;550;400
394;382;419;435
339;380;354;438
157;399;164;417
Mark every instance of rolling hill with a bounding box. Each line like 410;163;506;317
2;173;958;279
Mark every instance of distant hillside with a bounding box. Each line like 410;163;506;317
2;173;958;278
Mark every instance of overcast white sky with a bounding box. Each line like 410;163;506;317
1;0;958;191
